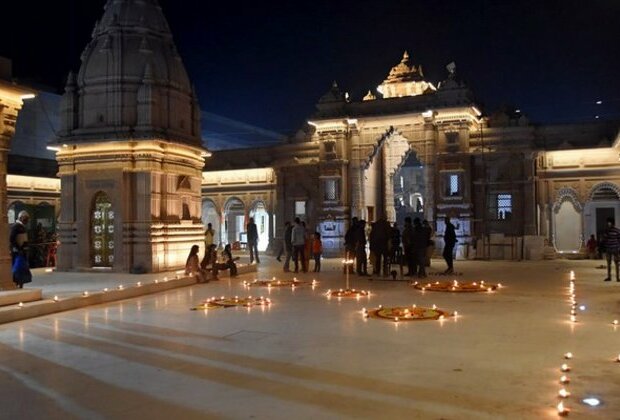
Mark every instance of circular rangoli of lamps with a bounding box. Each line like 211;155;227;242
191;296;271;310
326;288;370;298
364;305;451;321
413;280;501;293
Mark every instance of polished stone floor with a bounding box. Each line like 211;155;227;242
1;258;618;419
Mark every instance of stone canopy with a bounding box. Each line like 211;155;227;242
56;0;201;148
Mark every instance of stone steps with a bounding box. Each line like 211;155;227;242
0;289;42;307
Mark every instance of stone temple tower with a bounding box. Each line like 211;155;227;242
53;0;205;272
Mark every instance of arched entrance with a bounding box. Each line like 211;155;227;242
249;201;270;252
223;198;246;246
584;183;620;244
91;192;114;268
393;153;426;227
201;199;221;246
553;189;582;253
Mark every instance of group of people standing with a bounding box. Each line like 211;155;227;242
344;216;458;278
278;218;323;273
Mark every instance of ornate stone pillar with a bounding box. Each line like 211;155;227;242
349;148;363;219
0;82;33;290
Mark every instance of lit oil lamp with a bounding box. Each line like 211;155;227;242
557;401;569;416
558;388;570;398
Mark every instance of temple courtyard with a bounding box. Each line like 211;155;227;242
0;258;618;419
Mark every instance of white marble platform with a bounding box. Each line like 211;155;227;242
0;258;618;419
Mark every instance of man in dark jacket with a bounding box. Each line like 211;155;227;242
402;217;414;276
344;217;358;274
391;222;401;264
443;216;457;274
282;221;293;272
411;218;430;277
246;217;260;264
602;217;620;282
355;220;368;276
370;218;391;277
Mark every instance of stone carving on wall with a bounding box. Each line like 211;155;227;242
587;181;620;201
553;187;583;214
361;127;395;170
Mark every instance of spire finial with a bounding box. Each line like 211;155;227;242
402;51;409;61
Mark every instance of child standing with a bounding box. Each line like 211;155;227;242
312;232;323;272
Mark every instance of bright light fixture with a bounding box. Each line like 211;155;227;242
20;94;36;100
582;398;601;407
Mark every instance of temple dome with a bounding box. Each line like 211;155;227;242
57;0;201;147
377;51;436;99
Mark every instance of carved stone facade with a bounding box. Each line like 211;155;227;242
205;53;620;259
53;0;205;272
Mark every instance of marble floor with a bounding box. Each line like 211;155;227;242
0;258;618;419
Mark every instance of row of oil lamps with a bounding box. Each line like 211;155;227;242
15;275;182;308
557;271;620;416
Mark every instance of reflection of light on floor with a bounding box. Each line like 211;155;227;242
582;397;601;407
18;327;24;349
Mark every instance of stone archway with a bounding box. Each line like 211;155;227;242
223;197;246;246
201;199;221;246
249;200;270;252
584;182;620;243
553;188;583;253
358;129;430;224
91;191;115;268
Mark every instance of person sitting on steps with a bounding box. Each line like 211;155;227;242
185;245;208;283
214;244;239;278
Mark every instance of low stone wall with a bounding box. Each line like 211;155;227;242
0;276;196;325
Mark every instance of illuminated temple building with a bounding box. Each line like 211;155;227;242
3;0;620;272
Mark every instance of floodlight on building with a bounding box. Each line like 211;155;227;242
471;106;482;117
376;85;384;95
20;93;36;100
422;110;433;118
596;100;602;105
47;146;61;152
515;109;521;113
201;151;212;158
595;115;600;119
346;118;358;125
307;121;318;128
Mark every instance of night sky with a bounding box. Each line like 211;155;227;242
3;0;619;141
